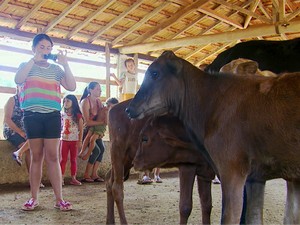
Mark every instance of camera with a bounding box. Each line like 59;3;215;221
44;53;58;61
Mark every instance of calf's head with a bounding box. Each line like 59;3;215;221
126;51;184;119
133;116;195;171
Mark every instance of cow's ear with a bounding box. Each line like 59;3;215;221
237;61;258;75
166;58;183;74
161;51;183;74
159;130;193;149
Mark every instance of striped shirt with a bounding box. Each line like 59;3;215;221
18;63;65;113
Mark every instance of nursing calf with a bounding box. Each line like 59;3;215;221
106;100;214;224
126;51;300;224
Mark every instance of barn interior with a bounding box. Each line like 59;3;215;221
0;1;299;143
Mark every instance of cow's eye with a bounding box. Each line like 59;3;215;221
150;71;158;80
141;136;148;143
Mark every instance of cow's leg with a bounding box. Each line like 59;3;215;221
220;171;247;224
112;161;127;224
178;165;197;224
284;181;300;224
244;180;266;225
196;176;212;224
106;169;115;224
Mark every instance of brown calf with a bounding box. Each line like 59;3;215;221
106;100;214;224
126;51;300;224
133;115;215;224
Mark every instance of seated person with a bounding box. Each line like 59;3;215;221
3;87;44;188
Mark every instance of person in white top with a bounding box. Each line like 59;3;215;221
110;58;137;101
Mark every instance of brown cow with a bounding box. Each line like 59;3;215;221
126;51;300;224
219;58;280;223
106;100;214;224
133;115;215;224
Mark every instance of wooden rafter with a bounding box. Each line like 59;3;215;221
177;1;251;58
15;0;48;29
184;27;236;60
258;2;272;19
212;0;272;24
67;0;118;39
119;18;300;54
88;0;144;43
286;7;300;22
195;41;237;66
112;1;169;45
42;0;84;33
244;0;260;28
198;7;244;29
0;0;10;11
127;0;209;45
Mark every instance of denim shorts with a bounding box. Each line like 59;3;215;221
7;133;26;148
23;111;61;139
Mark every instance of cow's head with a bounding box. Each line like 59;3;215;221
126;51;184;119
133;115;194;171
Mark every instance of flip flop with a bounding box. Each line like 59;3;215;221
22;198;39;211
81;178;94;183
93;177;104;182
12;152;22;166
54;200;72;211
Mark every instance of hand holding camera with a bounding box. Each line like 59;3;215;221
44;50;69;66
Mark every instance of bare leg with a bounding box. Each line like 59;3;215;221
24;150;31;173
91;161;102;179
83;162;93;179
154;168;162;183
28;139;44;201
79;131;92;157
154;168;160;177
16;140;30;158
82;134;99;160
44;138;64;204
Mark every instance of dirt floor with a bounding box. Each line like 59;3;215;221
0;171;286;225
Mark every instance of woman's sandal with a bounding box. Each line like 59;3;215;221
22;198;39;211
54;200;72;211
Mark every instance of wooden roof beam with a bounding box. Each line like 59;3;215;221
212;0;272;24
88;0;144;43
198;7;244;29
195;41;237;67
42;0;84;33
127;0;209;45
0;0;10;11
118;19;300;54
172;0;254;55
243;0;260;28
258;2;272;19
112;1;169;45
15;0;47;29
67;0;118;39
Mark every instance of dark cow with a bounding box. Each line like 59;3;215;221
105;100;214;225
205;38;300;74
126;51;300;224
